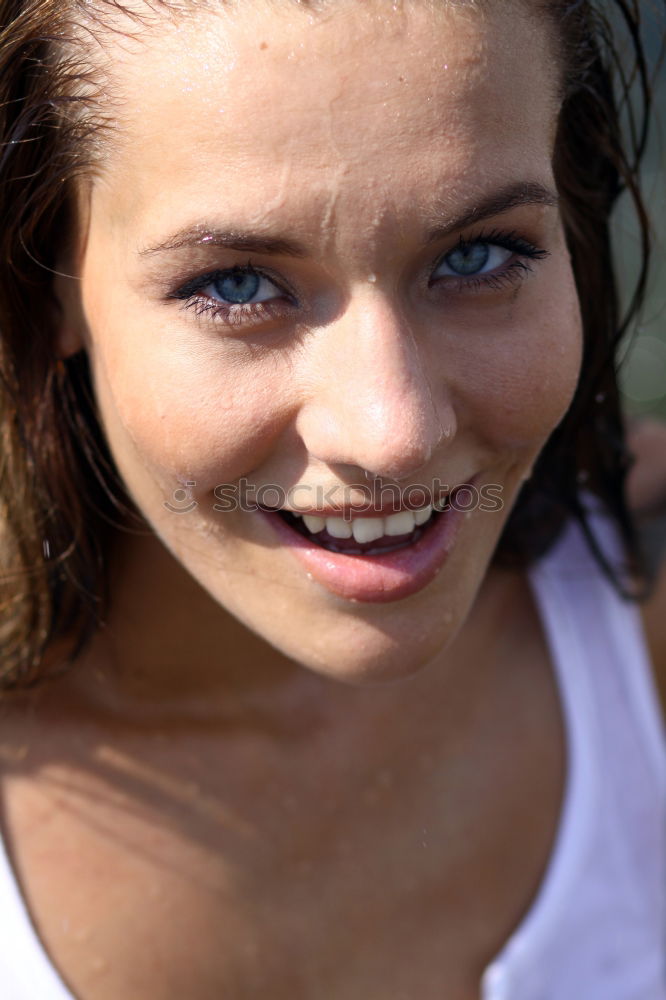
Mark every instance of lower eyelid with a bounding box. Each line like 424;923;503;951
430;258;534;292
431;236;548;284
180;294;298;328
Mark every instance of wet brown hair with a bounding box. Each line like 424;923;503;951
0;0;659;687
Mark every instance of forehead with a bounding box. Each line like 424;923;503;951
89;1;560;246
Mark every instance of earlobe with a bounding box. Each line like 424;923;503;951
55;324;86;359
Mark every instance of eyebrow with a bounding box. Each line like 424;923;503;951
139;229;310;259
425;181;559;244
138;180;559;259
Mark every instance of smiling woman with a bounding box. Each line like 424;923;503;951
0;2;664;999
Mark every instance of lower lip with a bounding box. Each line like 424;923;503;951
259;486;473;603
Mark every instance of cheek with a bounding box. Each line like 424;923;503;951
87;314;295;496
456;270;583;455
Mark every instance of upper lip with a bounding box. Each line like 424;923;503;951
276;505;436;519
270;491;460;520
259;475;478;519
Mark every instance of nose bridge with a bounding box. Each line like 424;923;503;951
300;291;452;480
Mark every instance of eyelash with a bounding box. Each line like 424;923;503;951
169;262;297;328
169;229;550;326
429;229;550;292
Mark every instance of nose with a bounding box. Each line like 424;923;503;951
295;292;455;482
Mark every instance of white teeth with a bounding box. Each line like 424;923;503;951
303;514;326;534
295;503;437;543
414;506;433;526
385;510;417;536
326;516;354;539
352;517;385;544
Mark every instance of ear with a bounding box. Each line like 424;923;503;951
52;262;88;359
52;185;92;358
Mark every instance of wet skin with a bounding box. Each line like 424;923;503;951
0;3;591;999
57;0;582;696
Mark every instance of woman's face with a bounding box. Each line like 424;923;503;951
63;0;582;683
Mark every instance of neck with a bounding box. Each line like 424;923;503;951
59;527;523;735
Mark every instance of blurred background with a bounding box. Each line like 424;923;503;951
615;6;666;421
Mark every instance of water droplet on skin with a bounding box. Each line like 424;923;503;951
367;273;377;283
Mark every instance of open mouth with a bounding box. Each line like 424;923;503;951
273;497;450;556
260;486;470;603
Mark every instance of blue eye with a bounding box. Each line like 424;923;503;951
208;267;282;305
434;241;512;279
171;263;296;326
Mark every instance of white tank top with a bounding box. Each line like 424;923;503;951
0;511;665;1000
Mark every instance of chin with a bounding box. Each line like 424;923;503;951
279;620;456;688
